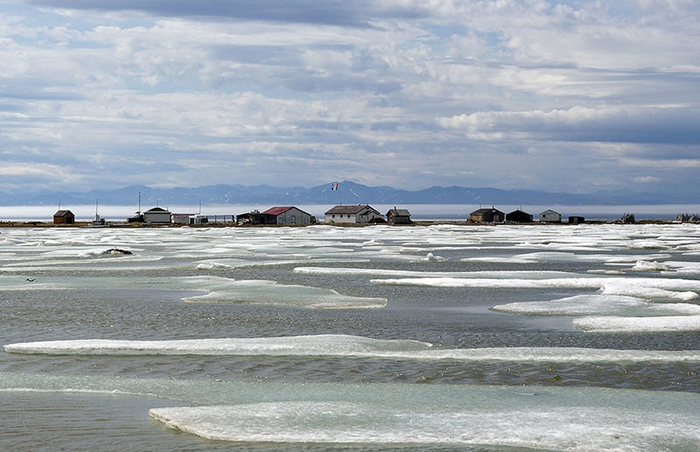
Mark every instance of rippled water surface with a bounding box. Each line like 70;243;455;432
1;223;700;450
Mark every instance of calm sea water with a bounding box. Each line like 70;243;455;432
1;223;699;450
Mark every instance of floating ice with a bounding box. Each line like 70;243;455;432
1;370;698;450
372;275;700;302
0;274;385;309
6;335;700;363
463;251;674;266
296;266;580;279
492;294;700;317
630;260;669;272
425;252;447;262
181;279;387;309
149;388;700;449
573;315;700;333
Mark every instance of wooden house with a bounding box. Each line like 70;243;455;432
53;210;75;225
262;206;314;225
386;207;412;225
324;205;383;224
506;209;533;223
540;209;562;223
143;207;172;224
469;208;504;223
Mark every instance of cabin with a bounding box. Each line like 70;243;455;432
143;207;172;224
262;206;314;225
568;216;586;225
506;209;533;223
468;208;504;223
540;209;562;223
386;207;412;225
53;210;75;225
324;205;383;224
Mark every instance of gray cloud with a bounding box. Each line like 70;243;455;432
26;0;428;26
1;0;699;196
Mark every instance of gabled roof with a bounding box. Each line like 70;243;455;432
540;209;561;215
262;206;294;216
262;206;312;217
54;210;74;216
325;204;378;215
145;207;170;213
387;208;411;216
470;208;504;215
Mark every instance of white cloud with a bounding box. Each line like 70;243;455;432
0;0;699;194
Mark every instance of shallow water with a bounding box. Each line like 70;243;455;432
1;224;699;450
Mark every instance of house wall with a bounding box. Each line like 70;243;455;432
357;208;383;223
144;212;171;223
275;207;312;225
325;213;357;224
53;215;75;224
540;211;562;222
389;215;411;225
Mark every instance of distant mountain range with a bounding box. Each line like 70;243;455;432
0;181;696;207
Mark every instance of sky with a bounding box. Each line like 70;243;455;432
1;0;699;195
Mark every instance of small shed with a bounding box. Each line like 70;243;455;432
237;210;266;225
506;209;533;223
53;210;75;225
143;207;172;224
469;208;504;223
386;207;412;225
568;216;586;224
540;209;562;223
171;213;196;224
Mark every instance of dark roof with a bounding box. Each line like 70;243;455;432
145;207;170;213
54;210;74;216
387;208;411;216
470;208;504;215
262;206;293;216
325;205;378;215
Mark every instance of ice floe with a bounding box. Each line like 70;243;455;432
148;385;700;449
6;335;700;363
573;315;700;333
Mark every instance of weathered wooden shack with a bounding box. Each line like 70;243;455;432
386;208;412;225
506;209;533;223
469;208;505;223
53;210;75;224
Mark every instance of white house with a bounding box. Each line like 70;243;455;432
324;205;383;224
540;209;562;223
143;207;172;224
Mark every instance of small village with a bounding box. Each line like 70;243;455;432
10;204;693;228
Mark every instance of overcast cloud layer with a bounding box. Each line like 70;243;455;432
1;0;699;195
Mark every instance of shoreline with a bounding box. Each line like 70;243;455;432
0;219;688;228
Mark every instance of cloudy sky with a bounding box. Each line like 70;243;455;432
1;0;699;195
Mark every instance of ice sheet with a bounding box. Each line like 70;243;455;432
0;275;386;309
149;399;700;449
491;294;700;317
6;335;700;363
573;315;700;333
372;275;700;301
